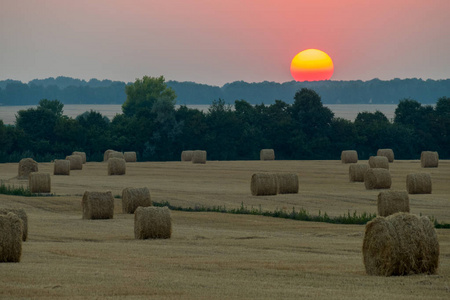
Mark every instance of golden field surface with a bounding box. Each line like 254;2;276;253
0;159;449;299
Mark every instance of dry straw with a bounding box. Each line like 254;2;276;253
377;190;410;217
369;156;389;169
103;149;115;162
29;172;51;193
181;150;194;162
0;212;22;262
18;158;38;179
364;168;391;190
362;212;439;276
108;158;126;175
192;150;207;164
276;173;299;194
66;155;83;170
72;151;86;164
421;151;439;168
349;164;369;182
54;159;70;175
0;208;28;241
377;149;394;162
260;149;275;161
251;173;278;196
124;152;137;162
406;173;432;194
341;150;358;163
134;206;172;239
122;187;152;214
108;151;124;160
82;191;114;220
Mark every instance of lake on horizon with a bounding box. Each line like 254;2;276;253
0;104;398;125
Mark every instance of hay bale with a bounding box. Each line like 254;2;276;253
103;149;115;162
364;168;391;190
260;149;275;161
377;191;410;217
181;150;194;162
276;173;299;194
0;213;22;262
72;151;86;164
66;155;83;170
0;209;27;241
406;173;432;194
81;191;114;220
362;212;439;276
122;187;152;214
134;206;172;239
341;150;358;163
349;164;369;182
124;152;137;162
421;151;439;168
108;151;124;160
377;149;394;162
368;156;389;169
191;150;207;164
108;158;126;175
54;159;70;175
29;172;51;193
18;158;38;179
251;173;278;196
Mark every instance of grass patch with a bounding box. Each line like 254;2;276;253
0;181;33;196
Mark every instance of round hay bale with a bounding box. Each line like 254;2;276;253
0;208;27;241
124;152;137;162
349;164;369;182
364;168;391;190
260;149;275;161
377;149;394;162
276;173;299;194
0;213;22;262
66;155;83;170
103;149;115;162
108;158;126;175
29;172;51;193
72;151;86;164
181;150;194;162
341;150;358;164
82;191;114;220
251;173;278;196
191;150;207;164
377;190;410;217
108;151;124;160
122;187;152;214
362;212;439;276
54;159;70;175
134;206;172;239
406;173;432;194
421;151;439;168
18;158;38;179
368;156;389;169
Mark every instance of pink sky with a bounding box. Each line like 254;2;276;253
0;0;449;86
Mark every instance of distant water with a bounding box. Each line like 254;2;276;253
0;104;397;125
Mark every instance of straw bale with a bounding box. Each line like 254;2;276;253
108;158;126;175
364;168;391;190
134;206;172;239
251;173;278;196
18;158;38;179
192;150;207;164
377;190;410;217
369;156;389;169
122;187;152;214
72;151;86;164
124;152;137;162
276;173;299;194
54;159;70;175
181;150;194;162
66;155;83;170
108;151;124;160
341;150;358;163
0;212;22;262
377;149;394;162
0;209;27;241
81;191;114;220
421;151;439;168
103;149;115;162
260;149;275;161
349;164;368;182
29;172;51;193
362;212;439;276
406;173;432;194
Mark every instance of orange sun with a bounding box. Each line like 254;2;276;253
290;49;334;81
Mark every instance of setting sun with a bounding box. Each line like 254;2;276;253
290;49;334;81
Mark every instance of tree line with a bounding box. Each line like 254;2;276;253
0;76;449;163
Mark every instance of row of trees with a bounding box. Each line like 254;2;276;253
1;76;449;163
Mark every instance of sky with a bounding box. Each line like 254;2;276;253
0;0;449;86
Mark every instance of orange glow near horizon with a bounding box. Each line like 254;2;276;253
290;49;334;81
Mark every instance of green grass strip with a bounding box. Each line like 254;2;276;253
0;181;33;196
